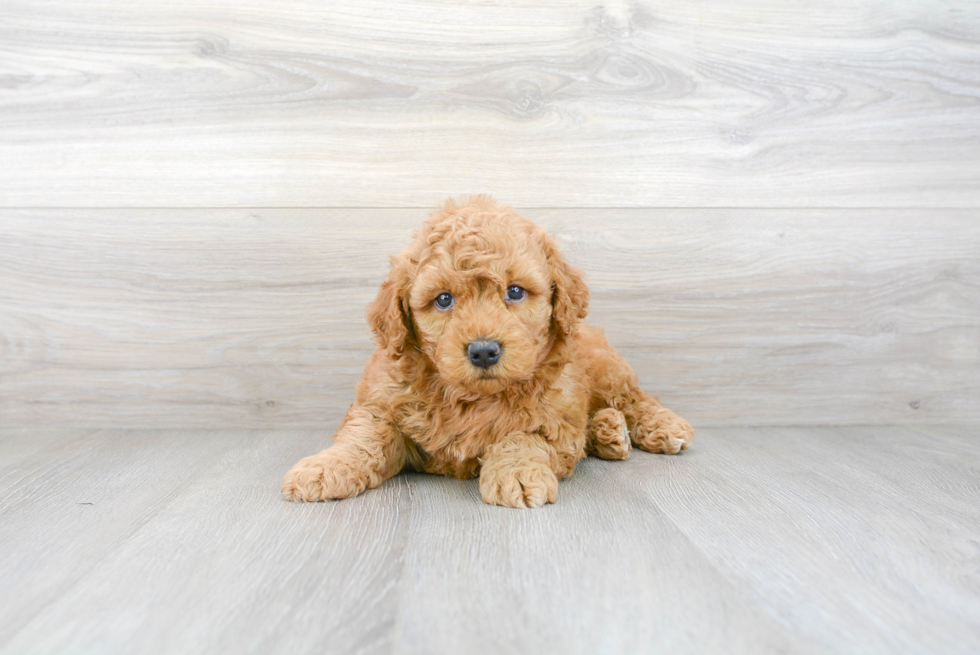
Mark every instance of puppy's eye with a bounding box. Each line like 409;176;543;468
434;292;455;310
505;285;527;303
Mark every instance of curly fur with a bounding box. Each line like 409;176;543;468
283;196;694;508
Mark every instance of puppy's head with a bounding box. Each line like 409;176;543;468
368;196;588;394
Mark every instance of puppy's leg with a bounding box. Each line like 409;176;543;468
586;407;631;460
479;432;560;509
282;405;406;502
579;325;694;454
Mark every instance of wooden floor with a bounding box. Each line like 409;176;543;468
1;426;977;654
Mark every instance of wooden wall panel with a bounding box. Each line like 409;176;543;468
1;208;977;428
1;1;979;207
2;2;978;428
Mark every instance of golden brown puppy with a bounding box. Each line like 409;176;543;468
282;196;694;508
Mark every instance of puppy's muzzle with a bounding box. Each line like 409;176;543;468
467;339;501;368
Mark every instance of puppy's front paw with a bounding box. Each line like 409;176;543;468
631;407;694;454
479;460;559;509
282;449;368;502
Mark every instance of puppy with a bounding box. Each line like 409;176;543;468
282;196;694;508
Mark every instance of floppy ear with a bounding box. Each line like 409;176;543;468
366;256;415;355
543;232;589;337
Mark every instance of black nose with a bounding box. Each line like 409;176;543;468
467;339;501;368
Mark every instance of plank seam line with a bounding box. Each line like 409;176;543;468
1;206;977;211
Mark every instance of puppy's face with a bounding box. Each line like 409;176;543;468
368;199;589;394
408;227;553;393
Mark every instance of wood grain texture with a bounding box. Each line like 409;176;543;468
0;430;411;655
630;426;980;653
1;1;979;207
2;207;978;428
0;428;244;644
390;468;804;654
1;426;978;654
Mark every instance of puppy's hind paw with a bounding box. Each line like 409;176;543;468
631;407;694;455
587;407;632;461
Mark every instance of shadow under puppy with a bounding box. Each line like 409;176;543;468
283;196;694;508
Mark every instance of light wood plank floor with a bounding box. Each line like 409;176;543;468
0;426;977;654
